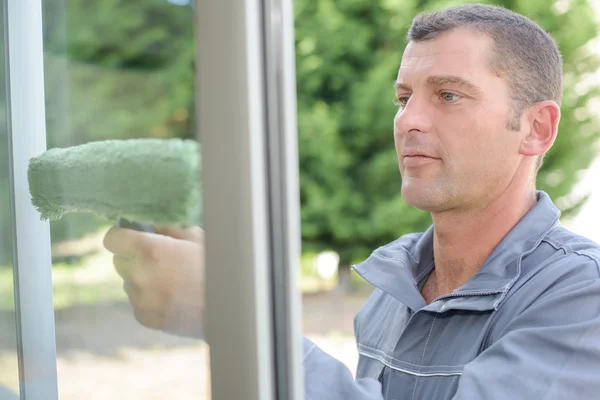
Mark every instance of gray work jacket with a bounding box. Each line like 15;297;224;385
303;191;600;399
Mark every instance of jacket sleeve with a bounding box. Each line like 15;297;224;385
453;276;600;400
303;337;383;400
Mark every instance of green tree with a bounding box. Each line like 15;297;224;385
42;0;195;148
294;0;600;290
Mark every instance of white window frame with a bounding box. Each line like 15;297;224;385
196;0;304;398
5;0;59;398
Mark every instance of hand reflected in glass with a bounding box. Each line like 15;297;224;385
103;225;205;339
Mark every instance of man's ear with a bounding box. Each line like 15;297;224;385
519;100;561;157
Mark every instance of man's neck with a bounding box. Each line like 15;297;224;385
429;187;537;297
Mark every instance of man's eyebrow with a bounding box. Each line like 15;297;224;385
392;80;410;91
393;75;482;95
426;75;482;94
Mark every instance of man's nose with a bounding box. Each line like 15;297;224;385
394;96;432;135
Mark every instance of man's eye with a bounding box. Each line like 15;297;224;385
440;92;461;102
395;96;410;108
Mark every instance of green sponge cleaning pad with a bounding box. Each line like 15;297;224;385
27;138;202;227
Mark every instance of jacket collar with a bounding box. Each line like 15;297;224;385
352;191;561;312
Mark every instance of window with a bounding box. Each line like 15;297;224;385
2;0;302;398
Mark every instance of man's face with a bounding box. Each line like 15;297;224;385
394;28;526;213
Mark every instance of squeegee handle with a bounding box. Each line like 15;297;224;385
117;218;156;233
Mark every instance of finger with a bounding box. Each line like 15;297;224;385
185;226;204;245
110;230;176;274
132;308;161;331
123;281;141;303
154;225;191;240
103;226;150;256
113;254;137;280
122;282;163;331
154;225;204;244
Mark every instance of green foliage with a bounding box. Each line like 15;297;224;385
42;0;195;148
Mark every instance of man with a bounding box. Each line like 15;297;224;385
104;4;600;399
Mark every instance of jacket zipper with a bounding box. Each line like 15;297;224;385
433;289;505;303
378;366;386;393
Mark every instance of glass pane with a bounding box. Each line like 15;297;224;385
38;1;209;398
0;2;21;397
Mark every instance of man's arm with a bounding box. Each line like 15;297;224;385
104;226;383;398
453;275;600;400
303;337;383;400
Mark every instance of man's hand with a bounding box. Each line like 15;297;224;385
103;225;205;338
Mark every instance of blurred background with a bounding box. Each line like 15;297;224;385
1;0;600;398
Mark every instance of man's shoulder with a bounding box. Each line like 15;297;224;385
534;225;600;274
507;225;600;306
543;224;600;258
